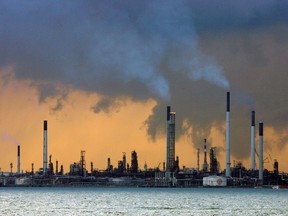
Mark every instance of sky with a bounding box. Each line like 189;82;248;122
0;0;288;173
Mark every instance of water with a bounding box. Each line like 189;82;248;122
0;187;287;215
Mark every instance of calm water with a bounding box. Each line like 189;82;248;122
0;187;287;215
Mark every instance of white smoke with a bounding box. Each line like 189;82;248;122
189;57;230;90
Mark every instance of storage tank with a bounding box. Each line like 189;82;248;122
203;175;227;187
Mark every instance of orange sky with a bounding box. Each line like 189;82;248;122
0;68;287;173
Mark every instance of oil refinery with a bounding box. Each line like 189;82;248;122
0;92;287;188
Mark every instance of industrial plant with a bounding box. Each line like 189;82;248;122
0;92;287;188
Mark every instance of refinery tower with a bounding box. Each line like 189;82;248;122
166;106;176;172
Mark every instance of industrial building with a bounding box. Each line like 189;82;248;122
0;92;288;188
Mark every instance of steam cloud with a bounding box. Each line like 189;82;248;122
1;1;288;160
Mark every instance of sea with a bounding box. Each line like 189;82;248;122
0;187;287;216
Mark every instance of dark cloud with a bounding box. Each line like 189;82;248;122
199;23;288;156
190;0;288;33
91;97;126;114
1;1;288;160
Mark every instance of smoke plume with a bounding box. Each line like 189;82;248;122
1;133;20;146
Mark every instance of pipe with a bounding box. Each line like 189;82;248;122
17;145;20;174
43;120;48;175
259;122;264;181
251;111;255;170
225;92;231;177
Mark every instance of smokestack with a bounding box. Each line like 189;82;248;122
107;157;111;171
251;111;256;170
225;92;231;177
166;106;171;171
197;148;200;171
17;145;20;175
10;162;13;174
204;139;207;164
43;120;48;175
123;152;126;172
259;122;264;182
91;162;94;173
60;165;64;175
31;163;34;174
56;160;59;175
202;139;208;172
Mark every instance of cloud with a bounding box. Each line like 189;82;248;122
0;0;229;99
91;97;127;114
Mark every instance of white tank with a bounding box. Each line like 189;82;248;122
203;175;227;187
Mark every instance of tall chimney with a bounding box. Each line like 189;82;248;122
31;163;34;174
166;106;171;171
60;165;63;175
17;145;20;174
251;111;256;170
204;139;207;164
107;157;111;171
122;152;126;172
197;148;200;171
225;92;231;177
203;139;208;172
169;111;176;171
43;120;48;175
56;160;59;175
259;122;264;182
91;162;94;173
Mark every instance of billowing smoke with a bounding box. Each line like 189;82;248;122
1;1;288;160
0;1;228;99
